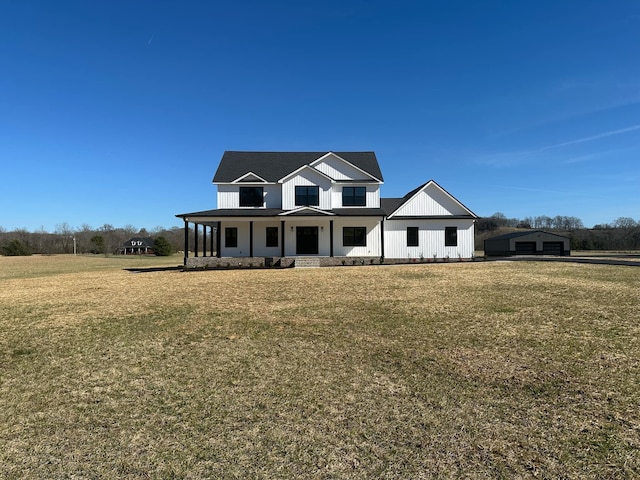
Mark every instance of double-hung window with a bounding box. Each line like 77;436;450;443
295;186;319;206
342;186;366;206
343;227;366;246
239;187;263;207
225;227;238;248
445;226;458;247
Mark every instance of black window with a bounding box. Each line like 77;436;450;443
266;227;278;247
295;186;319;206
445;226;457;247
343;227;366;247
407;227;419;247
239;187;263;207
225;227;238;248
342;186;366;206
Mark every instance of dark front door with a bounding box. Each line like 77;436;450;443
296;226;318;255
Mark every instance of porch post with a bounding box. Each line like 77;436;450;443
183;220;189;265
216;222;222;258
202;224;207;257
249;221;254;257
329;220;334;257
194;223;199;257
281;221;285;257
210;226;214;256
380;218;385;259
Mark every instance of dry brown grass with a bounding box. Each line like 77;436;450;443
1;255;639;478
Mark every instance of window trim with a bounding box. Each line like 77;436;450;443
239;186;264;207
445;226;457;247
225;227;238;248
295;185;320;206
407;227;419;247
342;186;366;207
343;226;367;247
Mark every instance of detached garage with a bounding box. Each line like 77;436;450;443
484;230;570;257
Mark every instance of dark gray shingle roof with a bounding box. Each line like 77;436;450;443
487;230;570;240
122;237;154;248
213;151;383;183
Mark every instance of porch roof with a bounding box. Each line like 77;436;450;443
176;207;386;220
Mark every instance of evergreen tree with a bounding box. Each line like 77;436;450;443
153;236;173;256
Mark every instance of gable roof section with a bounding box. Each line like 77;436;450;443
278;164;335;183
280;206;335;216
385;180;478;218
232;171;268;183
310;152;383;182
213;151;383;183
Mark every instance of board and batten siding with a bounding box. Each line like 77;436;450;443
393;186;469;217
281;170;332;210
313;154;374;181
217;184;282;209
383;219;475;259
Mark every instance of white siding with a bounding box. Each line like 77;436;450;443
313;153;373;181
383;219;475;259
217;184;282;209
332;218;382;257
392;184;470;217
281;170;333;210
219;221;250;257
252;221;282;257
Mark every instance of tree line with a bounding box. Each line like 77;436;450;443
0;223;192;256
477;213;640;251
2;214;640;256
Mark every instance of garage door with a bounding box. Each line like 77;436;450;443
515;242;536;255
543;242;563;256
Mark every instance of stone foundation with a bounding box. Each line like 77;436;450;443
184;256;475;269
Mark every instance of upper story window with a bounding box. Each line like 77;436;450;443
342;186;366;206
239;187;264;207
295;186;319;206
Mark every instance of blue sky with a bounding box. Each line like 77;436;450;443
1;0;639;231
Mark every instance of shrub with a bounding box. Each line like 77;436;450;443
2;239;32;256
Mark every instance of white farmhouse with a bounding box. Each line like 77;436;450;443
176;151;477;266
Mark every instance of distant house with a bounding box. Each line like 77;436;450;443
176;151;478;266
484;230;570;256
119;237;155;255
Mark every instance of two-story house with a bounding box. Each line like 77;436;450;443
176;151;477;266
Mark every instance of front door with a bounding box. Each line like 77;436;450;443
296;226;319;255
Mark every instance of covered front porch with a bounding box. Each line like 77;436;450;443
176;210;385;266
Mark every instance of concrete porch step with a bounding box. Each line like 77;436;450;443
294;257;321;268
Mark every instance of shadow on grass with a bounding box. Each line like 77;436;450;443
124;266;183;274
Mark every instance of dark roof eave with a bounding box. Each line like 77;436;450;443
388;215;477;220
